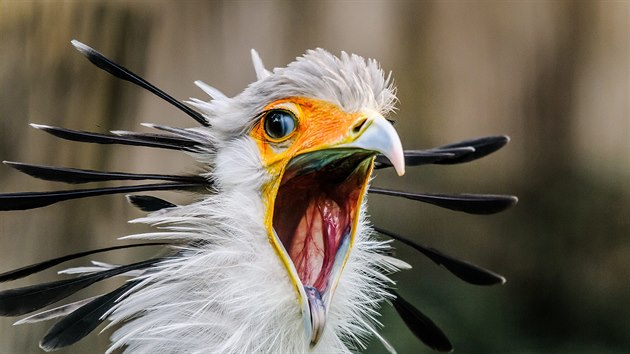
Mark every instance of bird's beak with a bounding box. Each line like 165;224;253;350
259;104;405;348
339;112;405;176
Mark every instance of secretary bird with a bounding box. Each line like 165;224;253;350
0;40;517;353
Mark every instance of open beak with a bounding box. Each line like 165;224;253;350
266;112;405;347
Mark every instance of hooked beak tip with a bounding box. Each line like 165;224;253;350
346;113;405;176
393;158;405;176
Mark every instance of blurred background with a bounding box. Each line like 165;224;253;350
0;1;628;353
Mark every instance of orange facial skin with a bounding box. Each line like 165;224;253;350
250;97;366;178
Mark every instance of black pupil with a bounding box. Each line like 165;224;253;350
264;111;295;139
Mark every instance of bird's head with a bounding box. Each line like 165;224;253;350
204;49;405;346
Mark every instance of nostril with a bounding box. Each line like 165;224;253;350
352;118;367;134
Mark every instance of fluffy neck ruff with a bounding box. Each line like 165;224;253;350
105;138;402;354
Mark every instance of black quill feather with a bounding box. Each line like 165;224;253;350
0;182;202;211
39;280;138;351
3;161;207;185
0;258;161;316
374;150;459;169
391;291;453;352
70;40;209;127
110;130;201;149
374;227;505;285
375;135;509;168
434;135;509;165
126;195;177;212
31;124;192;151
0;243;168;283
369;188;518;215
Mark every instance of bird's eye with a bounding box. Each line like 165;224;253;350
264;110;297;140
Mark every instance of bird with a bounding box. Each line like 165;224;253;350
0;40;517;353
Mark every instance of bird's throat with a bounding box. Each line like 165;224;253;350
279;183;356;294
268;149;374;346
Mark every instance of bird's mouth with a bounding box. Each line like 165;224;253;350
270;149;374;346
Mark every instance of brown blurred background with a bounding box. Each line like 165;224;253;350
0;1;628;353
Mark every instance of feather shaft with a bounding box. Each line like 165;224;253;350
14;296;100;325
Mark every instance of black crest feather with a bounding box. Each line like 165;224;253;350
0;258;161;316
374;227;505;285
30;124;194;151
110;130;201;149
39;281;138;351
392;291;453;352
0;243;168;283
126;195;177;212
0;182;202;211
434;135;509;165
3;161;207;185
375;135;509;168
70;40;209;127
369;188;518;215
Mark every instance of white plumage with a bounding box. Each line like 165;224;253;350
103;48;404;353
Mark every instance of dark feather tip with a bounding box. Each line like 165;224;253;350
126;195;177;212
70;40;209;127
369;188;518;215
391;291;453;352
39;281;137;351
375;135;510;169
374;227;506;285
434;135;509;165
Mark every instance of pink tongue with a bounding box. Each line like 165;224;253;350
289;196;344;292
